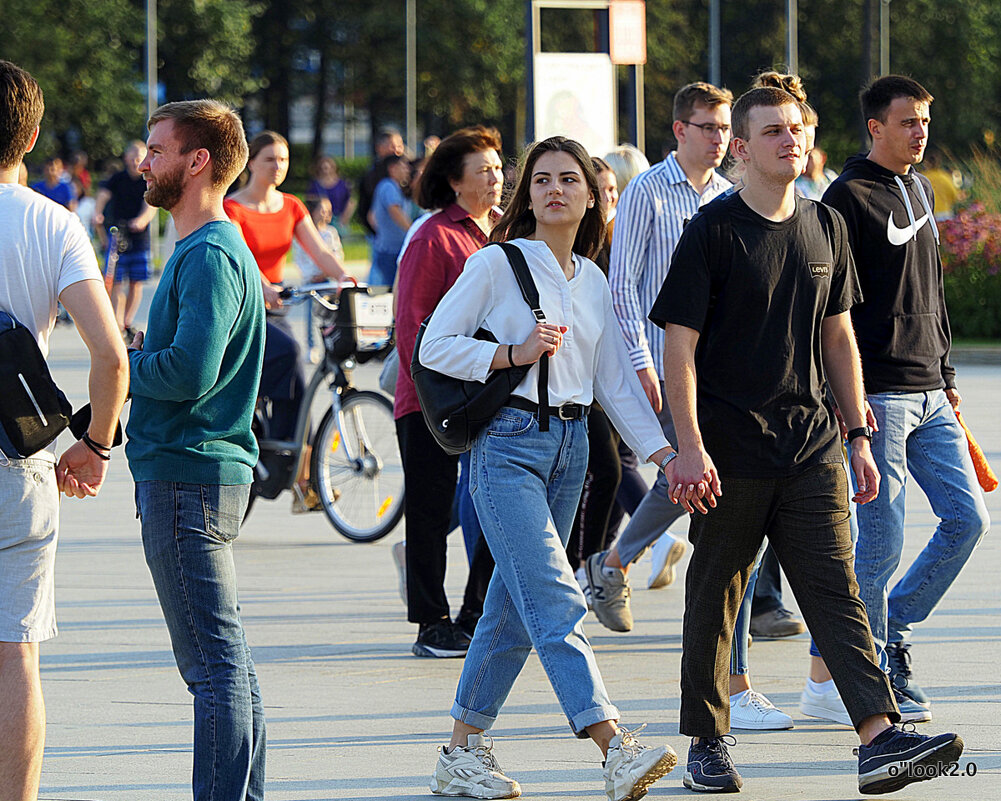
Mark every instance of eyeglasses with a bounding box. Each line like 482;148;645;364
680;120;732;140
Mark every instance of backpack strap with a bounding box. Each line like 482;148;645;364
494;242;551;431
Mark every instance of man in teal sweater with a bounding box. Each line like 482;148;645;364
126;100;266;801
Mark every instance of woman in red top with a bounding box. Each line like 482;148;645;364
394;126;505;657
225;131;348;508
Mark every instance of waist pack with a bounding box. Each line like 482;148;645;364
411;241;551;456
0;311;73;459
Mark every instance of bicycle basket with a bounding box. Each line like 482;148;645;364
323;286;393;363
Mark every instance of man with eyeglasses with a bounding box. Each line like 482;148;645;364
588;82;733;632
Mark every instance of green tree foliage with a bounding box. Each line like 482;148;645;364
157;0;263;105
1;0;145;160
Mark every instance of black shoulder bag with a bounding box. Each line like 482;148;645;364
410;241;550;455
0;310;73;460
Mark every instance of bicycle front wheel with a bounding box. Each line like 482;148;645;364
311;390;405;542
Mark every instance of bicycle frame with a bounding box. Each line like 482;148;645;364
257;281;387;492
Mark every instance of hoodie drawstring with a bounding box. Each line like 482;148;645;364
893;174;939;244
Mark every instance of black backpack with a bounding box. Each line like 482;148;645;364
410;241;551;455
0;310;72;459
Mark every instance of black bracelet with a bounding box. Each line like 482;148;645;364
81;433;112;461
507;344;516;368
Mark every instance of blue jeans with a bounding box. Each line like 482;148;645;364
137;482;266;801
453;407;620;736
854;390;989;670
457;451;482;566
368;249;398;288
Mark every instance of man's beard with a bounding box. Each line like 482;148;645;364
144;165;185;210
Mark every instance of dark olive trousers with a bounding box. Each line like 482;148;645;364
680;462;900;737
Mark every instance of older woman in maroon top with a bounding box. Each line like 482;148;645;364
394;126;504;658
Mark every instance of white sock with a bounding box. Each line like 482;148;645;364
807;677;835;693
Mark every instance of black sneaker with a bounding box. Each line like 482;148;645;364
412;619;469;658
857;725;963;794
454;610;480;642
886;642;930;706
684;735;742;793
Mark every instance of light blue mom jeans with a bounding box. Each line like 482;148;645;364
452;406;620;736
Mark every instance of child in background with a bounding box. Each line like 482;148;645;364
294;196;345;362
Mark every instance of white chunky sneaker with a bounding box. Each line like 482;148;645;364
799;680;852;726
729;689;794;730
430;733;521;799
603;724;677;801
646;535;687;590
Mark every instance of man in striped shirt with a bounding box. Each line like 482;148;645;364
586;82;732;632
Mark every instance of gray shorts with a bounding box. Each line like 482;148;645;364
0;455;59;642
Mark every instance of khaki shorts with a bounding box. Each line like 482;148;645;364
0;455;58;642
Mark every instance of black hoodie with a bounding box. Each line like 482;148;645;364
822;155;955;393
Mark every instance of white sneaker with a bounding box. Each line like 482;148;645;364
603;724;677;801
646;534;687;589
575;566;593;610
799;680;852;726
729;689;794;730
392;541;407;606
430;733;521;798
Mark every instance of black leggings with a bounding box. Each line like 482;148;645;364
259;316;305;441
566;407;622;566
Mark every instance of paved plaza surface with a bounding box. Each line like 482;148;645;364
36;284;1000;800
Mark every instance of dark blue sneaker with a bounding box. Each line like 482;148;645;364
886;642;930;707
684;735;742;793
857;725;963;794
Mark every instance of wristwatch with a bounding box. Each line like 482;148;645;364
659;451;679;471
846;426;873;443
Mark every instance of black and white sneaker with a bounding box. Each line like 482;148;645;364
857;725;963;794
413;619;470;658
684;735;742;793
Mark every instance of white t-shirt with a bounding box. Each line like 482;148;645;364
0;183;101;356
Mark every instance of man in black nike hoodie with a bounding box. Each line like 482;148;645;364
822;75;990;723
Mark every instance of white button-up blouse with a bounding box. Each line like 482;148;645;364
420;238;670;461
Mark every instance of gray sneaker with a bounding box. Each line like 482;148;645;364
430;733;521;798
586;551;633;632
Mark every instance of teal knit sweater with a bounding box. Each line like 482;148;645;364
126;221;265;485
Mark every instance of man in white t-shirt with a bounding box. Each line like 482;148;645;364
0;60;129;801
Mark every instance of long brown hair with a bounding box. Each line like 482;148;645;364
490;136;605;261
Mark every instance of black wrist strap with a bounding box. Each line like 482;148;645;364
846;426;871;443
507;343;516;368
81;433;112;460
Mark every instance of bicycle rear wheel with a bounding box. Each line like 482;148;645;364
311;389;404;542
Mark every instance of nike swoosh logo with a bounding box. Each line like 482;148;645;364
887;212;930;246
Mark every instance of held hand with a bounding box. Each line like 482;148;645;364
945;388;962;410
512;323;566;365
637;367;662;414
262;282;283;309
865;399;878;432
128;330;144;351
849;439;880;504
666;449;721;515
55;440;110;499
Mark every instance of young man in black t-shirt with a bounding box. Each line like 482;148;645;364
651;87;962;795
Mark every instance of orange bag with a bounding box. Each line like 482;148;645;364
955;411;998;492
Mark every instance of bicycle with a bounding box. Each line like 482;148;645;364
245;281;404;543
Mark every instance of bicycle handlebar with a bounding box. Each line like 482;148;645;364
278;280;369;304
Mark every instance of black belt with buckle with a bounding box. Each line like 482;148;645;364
506;396;590;420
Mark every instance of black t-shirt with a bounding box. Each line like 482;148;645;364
101;170;149;252
649;192;861;477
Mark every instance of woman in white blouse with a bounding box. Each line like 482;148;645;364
421;137;708;801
